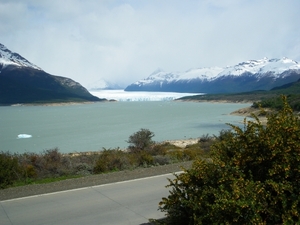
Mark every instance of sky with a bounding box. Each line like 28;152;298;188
1;0;300;88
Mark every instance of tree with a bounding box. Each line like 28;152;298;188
158;96;300;224
127;128;155;152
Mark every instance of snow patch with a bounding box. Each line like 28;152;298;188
0;43;41;70
136;57;300;84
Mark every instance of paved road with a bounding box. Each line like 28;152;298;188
0;174;175;225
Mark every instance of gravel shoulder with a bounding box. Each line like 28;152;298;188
0;161;192;201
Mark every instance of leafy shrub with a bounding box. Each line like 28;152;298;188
153;155;171;165
129;151;154;167
127;128;155;152
0;152;21;188
167;147;203;163
182;149;198;160
93;149;131;173
43;148;63;175
23;164;37;179
168;150;184;162
197;134;216;155
148;144;167;156
74;163;93;176
158;96;300;224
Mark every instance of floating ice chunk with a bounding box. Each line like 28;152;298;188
17;134;32;139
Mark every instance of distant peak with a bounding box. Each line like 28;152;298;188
280;57;298;64
150;68;164;75
0;43;42;70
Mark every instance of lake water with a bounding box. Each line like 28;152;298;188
0;101;251;154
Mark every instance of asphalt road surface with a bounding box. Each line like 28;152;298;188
0;173;176;225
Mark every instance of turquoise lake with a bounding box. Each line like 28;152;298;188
0;101;251;154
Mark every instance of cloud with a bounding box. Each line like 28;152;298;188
1;0;300;88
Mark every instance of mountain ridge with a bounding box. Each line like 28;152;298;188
125;57;300;94
0;43;104;105
0;43;41;70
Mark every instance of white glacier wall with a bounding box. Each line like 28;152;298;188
90;90;202;101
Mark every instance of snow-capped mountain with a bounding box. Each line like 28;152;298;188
0;43;102;104
218;57;300;77
0;43;41;71
125;57;300;94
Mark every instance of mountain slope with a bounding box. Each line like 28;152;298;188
177;78;300;104
0;44;104;105
270;78;300;93
125;58;300;94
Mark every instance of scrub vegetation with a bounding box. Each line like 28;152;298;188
2;94;300;224
0;129;212;189
155;96;300;224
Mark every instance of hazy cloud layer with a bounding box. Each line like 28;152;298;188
1;0;300;87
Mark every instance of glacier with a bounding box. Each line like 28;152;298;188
90;90;201;101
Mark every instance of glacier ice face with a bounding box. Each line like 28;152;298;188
90;90;201;101
17;134;32;139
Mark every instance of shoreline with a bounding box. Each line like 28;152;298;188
5;98;253;107
162;138;200;148
230;106;259;116
59;138;202;157
9;101;106;107
230;106;269;124
175;99;254;104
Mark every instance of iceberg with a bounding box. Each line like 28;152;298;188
17;134;32;139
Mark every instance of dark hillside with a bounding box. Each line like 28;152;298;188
178;78;300;102
178;79;300;111
0;66;104;105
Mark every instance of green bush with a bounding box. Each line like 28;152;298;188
93;149;130;173
158;96;300;224
148;144;167;156
127;128;155;152
168;147;203;163
153;155;171;165
135;151;154;167
0;152;21;188
19;148;66;178
43;148;63;175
